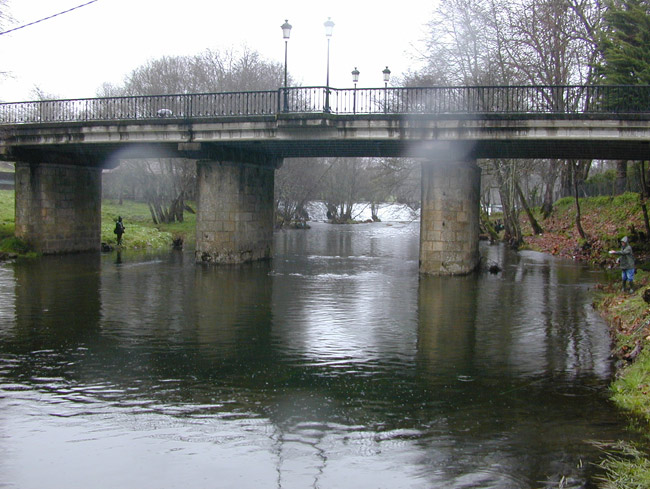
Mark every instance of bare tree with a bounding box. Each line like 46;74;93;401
100;47;286;223
409;0;602;243
116;159;196;224
318;158;371;222
504;0;602;201
364;158;420;220
275;158;326;225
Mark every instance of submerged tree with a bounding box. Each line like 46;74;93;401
275;158;326;224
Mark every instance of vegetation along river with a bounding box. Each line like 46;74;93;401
0;221;635;488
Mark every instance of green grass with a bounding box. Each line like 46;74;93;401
0;189;15;241
593;273;650;488
611;349;650;421
101;199;196;249
596;442;650;489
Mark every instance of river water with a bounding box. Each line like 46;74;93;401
0;221;631;488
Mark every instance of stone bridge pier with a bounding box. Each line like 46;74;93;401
419;159;481;275
195;158;278;265
14;162;102;254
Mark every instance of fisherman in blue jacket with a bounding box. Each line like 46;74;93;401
610;236;635;292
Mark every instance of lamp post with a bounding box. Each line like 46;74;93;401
382;66;391;113
281;19;292;111
351;67;359;113
324;17;335;112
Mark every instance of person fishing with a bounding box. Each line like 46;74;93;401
114;216;125;246
609;236;635;292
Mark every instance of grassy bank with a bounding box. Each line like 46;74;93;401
0;190;196;255
592;283;650;488
520;194;650;488
101;199;196;250
522;193;648;265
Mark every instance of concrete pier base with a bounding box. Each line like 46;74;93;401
14;162;102;254
195;160;275;264
419;159;481;275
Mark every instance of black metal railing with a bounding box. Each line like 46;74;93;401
1;85;649;124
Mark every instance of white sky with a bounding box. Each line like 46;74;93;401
0;0;435;102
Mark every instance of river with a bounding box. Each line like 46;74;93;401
0;221;631;488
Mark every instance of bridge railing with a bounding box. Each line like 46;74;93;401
1;85;649;124
279;85;650;114
0;91;279;124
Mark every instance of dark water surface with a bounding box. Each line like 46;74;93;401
0;222;631;488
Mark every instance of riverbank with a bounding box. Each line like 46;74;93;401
519;193;650;488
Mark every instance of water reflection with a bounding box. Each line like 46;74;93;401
0;223;630;489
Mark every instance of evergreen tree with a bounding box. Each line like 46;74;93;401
598;0;650;85
598;0;650;225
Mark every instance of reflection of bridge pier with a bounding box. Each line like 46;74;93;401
14;254;102;345
417;274;479;373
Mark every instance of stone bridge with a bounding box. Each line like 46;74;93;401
1;85;650;274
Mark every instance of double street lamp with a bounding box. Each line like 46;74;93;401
324;17;335;112
281;19;292;111
281;18;387;114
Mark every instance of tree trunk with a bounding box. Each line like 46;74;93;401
492;160;522;248
560;159;591;198
637;161;650;239
148;202;159;225
370;202;380;222
541;182;554;219
325;203;337;220
539;160;558;219
572;162;587;240
480;210;500;241
515;179;543;235
616;160;628;195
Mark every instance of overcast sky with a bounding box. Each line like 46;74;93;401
0;0;434;102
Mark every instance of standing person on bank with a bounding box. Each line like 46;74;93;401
114;216;125;246
610;236;635;292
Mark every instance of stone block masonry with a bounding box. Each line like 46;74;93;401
419;159;481;275
14;162;102;253
195;160;275;264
